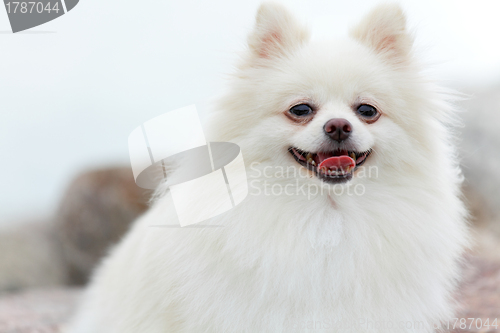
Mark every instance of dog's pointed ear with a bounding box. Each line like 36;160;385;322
350;4;413;63
247;2;309;62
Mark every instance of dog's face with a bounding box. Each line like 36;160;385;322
213;3;437;186
271;43;391;184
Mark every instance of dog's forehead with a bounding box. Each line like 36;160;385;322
282;39;395;100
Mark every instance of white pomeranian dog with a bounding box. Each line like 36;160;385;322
68;3;469;332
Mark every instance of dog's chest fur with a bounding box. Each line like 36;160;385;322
117;175;464;332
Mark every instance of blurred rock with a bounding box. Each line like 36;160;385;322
0;288;81;333
459;83;500;237
0;221;66;293
455;253;500;322
55;167;151;284
0;167;150;293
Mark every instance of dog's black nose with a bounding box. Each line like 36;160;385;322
324;118;352;142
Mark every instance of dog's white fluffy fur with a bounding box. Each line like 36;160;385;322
68;3;469;332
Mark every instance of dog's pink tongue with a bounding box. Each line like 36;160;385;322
318;154;355;173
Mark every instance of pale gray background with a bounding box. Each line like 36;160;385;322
0;0;499;224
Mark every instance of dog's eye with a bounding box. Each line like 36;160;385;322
356;105;378;119
289;104;313;116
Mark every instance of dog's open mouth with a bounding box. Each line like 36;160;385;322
289;147;372;183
